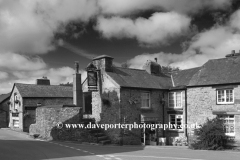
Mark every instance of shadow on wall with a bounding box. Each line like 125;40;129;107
100;90;142;145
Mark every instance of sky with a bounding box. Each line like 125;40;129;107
1;0;240;94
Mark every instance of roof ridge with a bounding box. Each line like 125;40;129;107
113;67;145;71
15;83;73;87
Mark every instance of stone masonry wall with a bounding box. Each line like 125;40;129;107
120;89;165;145
187;85;240;143
22;97;73;132
29;106;82;140
0;99;9;128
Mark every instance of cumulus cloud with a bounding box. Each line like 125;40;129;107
96;12;191;46
0;0;98;54
126;8;240;70
0;52;46;71
0;52;87;94
98;0;231;15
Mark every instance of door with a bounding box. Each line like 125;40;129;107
84;92;92;114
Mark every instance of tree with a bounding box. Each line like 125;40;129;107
189;117;230;150
59;82;73;86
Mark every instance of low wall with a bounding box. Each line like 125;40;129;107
30;105;82;140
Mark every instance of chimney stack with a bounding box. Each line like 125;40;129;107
73;61;83;107
75;61;79;73
92;55;114;72
36;77;50;85
143;60;162;76
232;50;235;54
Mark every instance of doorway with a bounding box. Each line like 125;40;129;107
84;92;92;114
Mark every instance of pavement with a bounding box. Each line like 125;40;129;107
0;128;240;160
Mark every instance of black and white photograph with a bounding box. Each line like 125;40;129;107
1;0;240;159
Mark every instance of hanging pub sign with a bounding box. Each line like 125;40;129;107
86;63;98;91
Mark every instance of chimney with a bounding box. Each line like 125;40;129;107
226;50;240;57
154;58;157;63
92;55;114;72
143;60;162;76
36;77;50;85
73;61;83;107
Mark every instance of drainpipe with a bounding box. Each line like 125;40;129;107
185;88;188;137
119;87;123;145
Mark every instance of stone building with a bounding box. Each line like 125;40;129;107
82;55;172;145
172;51;240;144
82;52;240;145
9;78;73;132
0;93;10;128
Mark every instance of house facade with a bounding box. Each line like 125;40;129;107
81;52;240;145
9;78;73;132
0;93;10;128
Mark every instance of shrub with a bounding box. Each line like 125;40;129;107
190;117;229;150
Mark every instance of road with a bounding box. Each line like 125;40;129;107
0;129;239;160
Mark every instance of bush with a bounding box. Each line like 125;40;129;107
190;117;229;150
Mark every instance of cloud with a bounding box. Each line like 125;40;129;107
125;8;240;70
0;52;88;94
0;0;98;54
0;52;47;71
0;71;8;79
98;0;231;15
96;12;191;46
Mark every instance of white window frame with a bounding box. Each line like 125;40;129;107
141;92;150;108
218;115;235;137
169;114;183;130
168;91;182;108
217;89;234;104
13;119;19;128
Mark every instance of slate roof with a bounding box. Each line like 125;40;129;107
172;56;240;87
13;83;73;98
188;56;240;86
0;93;10;104
106;67;172;89
172;67;201;87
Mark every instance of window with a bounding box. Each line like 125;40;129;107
141;92;150;108
217;89;234;104
13;120;19;128
169;92;182;108
218;115;235;136
14;94;19;110
169;114;183;130
12;113;19;117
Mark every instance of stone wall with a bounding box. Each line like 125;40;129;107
120;89;165;145
29;105;83;140
0;99;9;128
187;85;240;143
23;97;73;107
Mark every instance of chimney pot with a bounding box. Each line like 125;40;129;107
75;61;79;73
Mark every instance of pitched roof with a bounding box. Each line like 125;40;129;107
14;83;73;98
172;67;201;87
188;56;240;86
172;56;240;87
0;93;10;104
106;67;172;89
